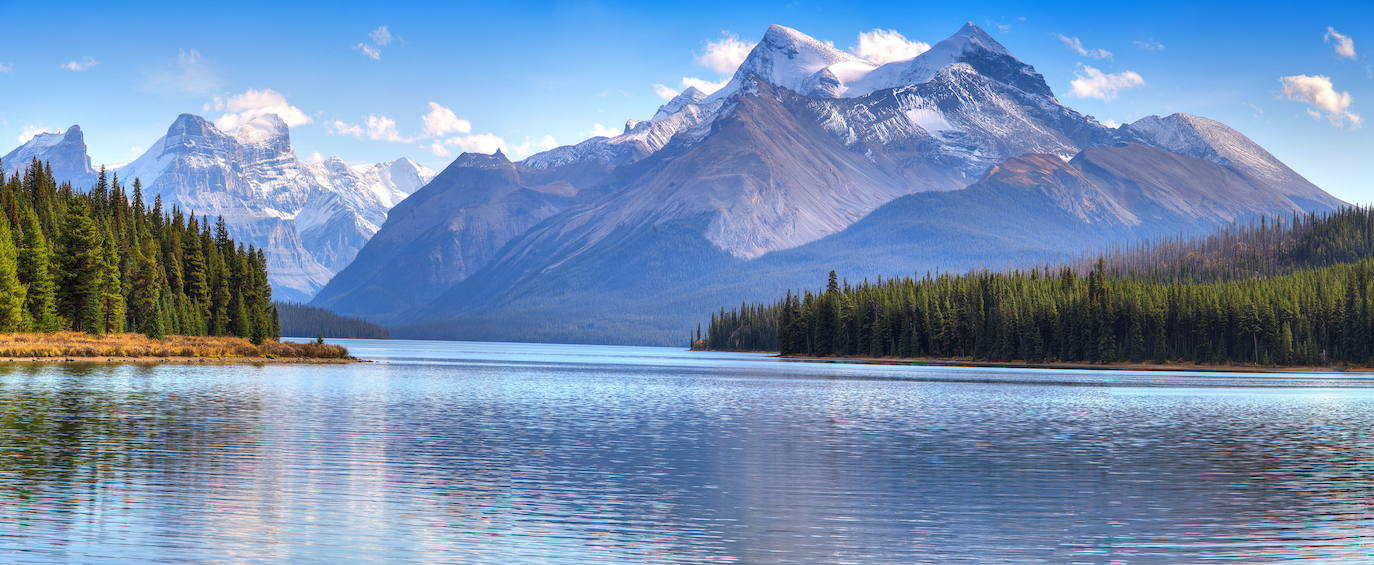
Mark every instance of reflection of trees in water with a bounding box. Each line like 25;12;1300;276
0;363;267;503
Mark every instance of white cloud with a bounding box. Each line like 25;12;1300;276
421;102;472;137
327;119;363;137
1055;34;1111;59
444;133;506;155
355;43;381;60
0;63;11;73
306;151;325;164
509;135;558;158
17;124;54;144
1281;74;1360;127
1133;40;1165;51
148;49;223;94
851;29;930;65
1325;27;1356;59
681;76;729;94
589;123;620;138
696;32;754;74
366;115;411;142
429;140;451;157
653;84;680;100
1068;65;1144;100
369;26;393;46
61;56;98;72
355;26;394;60
211;88;312;131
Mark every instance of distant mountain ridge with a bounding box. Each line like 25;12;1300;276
313;21;1344;345
2;125;97;188
2;114;435;302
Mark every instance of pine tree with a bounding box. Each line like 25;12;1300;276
17;208;58;331
0;216;26;331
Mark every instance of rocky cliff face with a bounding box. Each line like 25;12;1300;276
313;22;1343;346
2;125;97;188
116;114;433;301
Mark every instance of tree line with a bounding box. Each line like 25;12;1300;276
700;207;1374;366
0;159;278;341
275;302;390;339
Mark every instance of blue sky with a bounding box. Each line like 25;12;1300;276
1;0;1370;202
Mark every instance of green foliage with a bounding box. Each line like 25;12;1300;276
275;302;390;339
1;159;276;338
704;207;1374;367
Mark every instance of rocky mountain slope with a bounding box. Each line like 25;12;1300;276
2;125;97;188
315;22;1344;345
115;113;432;301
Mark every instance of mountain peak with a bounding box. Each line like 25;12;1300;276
715;23;872;97
230;113;291;146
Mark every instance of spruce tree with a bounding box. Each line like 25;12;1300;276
0;216;26;331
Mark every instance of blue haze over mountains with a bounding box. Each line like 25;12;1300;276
5;23;1343;344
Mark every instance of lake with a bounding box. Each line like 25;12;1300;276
3;339;1374;563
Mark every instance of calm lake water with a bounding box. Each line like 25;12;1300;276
3;339;1374;563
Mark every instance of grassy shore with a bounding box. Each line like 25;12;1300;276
774;353;1371;373
0;332;358;363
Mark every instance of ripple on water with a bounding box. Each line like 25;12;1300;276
0;340;1372;563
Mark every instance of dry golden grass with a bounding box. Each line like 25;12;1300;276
0;332;353;360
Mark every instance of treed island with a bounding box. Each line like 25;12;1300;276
700;206;1374;370
0;159;350;362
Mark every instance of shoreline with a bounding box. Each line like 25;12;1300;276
0;332;359;365
756;352;1374;374
0;356;364;365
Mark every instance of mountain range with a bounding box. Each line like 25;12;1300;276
311;22;1342;345
4;22;1345;345
2;114;434;302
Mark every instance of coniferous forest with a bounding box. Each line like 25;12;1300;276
702;207;1374;367
275;302;391;339
0;159;278;342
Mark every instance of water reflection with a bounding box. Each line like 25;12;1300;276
1;342;1373;562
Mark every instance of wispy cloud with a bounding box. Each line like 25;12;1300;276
17;124;55;144
1281;74;1360;128
369;26;393;47
421;101;471;137
589;123;621;138
147;49;223;94
1325;27;1356;59
653;84;679;100
851;29;929;65
61;56;98;72
355;25;393;60
0;63;11;73
1068;64;1144;100
1055;34;1111;59
208;88;311;131
355;43;381;60
696;32;754;74
1133;39;1165;51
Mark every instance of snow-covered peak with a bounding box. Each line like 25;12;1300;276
653;86;707;121
949;22;1009;56
1125;113;1287;183
2;124;95;187
846;22;1033;97
230;113;291;146
19;126;77;149
712;24;875;99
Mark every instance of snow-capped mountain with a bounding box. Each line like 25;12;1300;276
2;125;97;187
315;22;1344;346
1120;113;1341;211
117;113;433;301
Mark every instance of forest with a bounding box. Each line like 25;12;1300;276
700;207;1374;366
0;159;278;342
276;302;390;339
